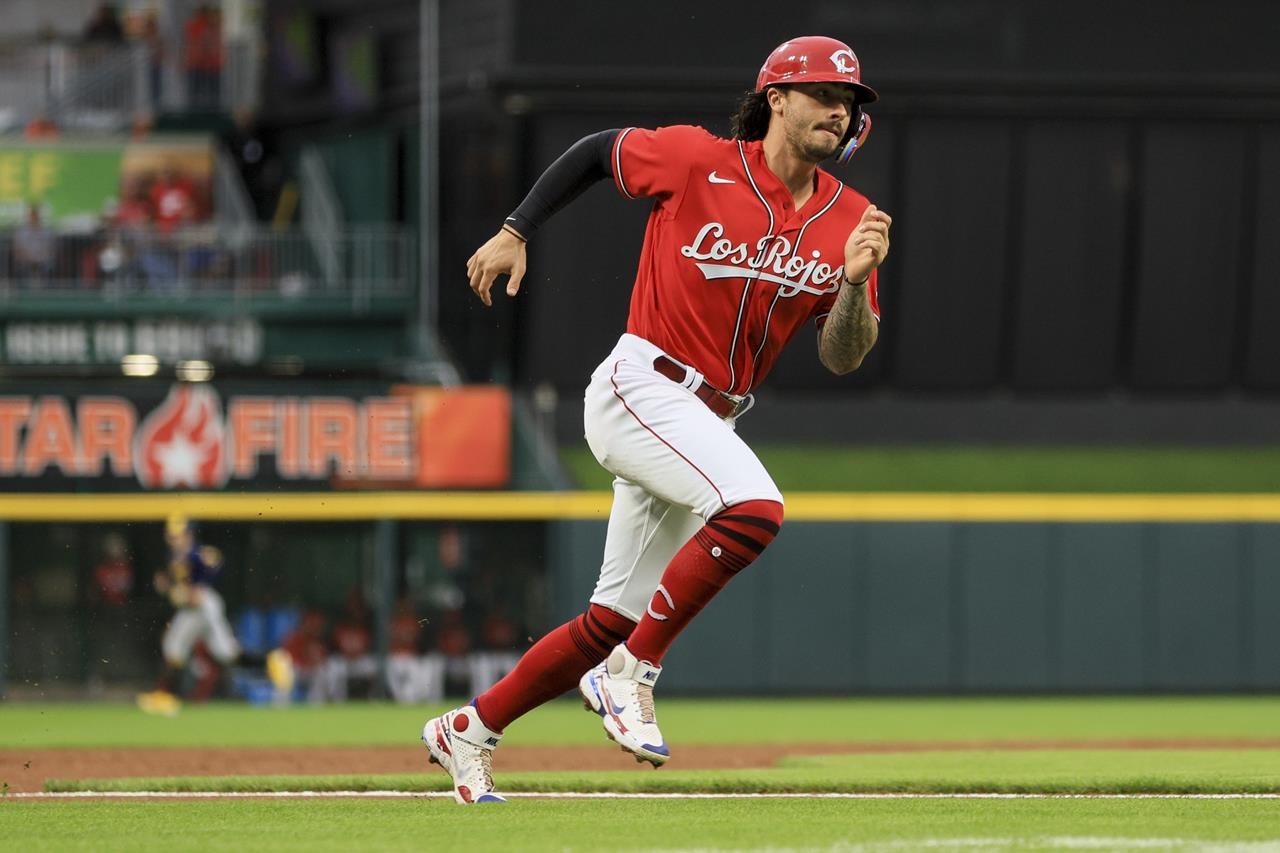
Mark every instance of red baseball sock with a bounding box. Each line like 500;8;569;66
625;499;783;664
473;603;635;732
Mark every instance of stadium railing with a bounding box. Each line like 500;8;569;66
0;223;414;311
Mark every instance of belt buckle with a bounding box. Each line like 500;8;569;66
722;391;755;419
707;388;743;418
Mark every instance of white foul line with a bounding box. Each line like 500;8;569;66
8;791;1280;800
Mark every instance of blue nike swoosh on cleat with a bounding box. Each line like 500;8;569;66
599;682;628;716
643;742;670;757
475;793;507;803
586;675;605;716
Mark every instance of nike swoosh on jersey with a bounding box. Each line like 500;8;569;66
707;171;736;184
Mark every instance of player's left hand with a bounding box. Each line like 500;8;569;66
843;205;892;284
466;228;528;307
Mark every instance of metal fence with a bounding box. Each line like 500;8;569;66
0;33;260;132
0;223;415;310
0;41;148;133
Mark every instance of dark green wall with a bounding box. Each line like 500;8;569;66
550;520;1280;693
311;130;396;224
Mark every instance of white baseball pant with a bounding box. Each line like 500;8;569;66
162;585;240;665
582;333;783;622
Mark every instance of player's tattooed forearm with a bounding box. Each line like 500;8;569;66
819;282;878;374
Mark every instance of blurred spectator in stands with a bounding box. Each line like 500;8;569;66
12;205;56;288
389;596;424;657
90;181;150;290
281;609;329;703
481;608;520;651
469;608;522;696
85;531;135;695
139;10;165;105
324;588;378;700
150;163;199;232
92;532;134;607
433;607;473;695
386;596;432;703
140;164;197;290
116;176;154;229
184;3;224;111
435;607;471;659
83;2;126;44
23;113;60;141
89;219;137;293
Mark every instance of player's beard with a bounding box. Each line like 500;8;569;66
785;115;842;163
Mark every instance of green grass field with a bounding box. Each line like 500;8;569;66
5;696;1280;749
8;799;1280;852
559;445;1280;492
2;698;1279;851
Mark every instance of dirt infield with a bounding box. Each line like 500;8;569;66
5;738;1280;794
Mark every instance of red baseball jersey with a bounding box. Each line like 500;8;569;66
611;125;880;396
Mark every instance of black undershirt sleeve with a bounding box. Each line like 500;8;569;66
504;129;621;239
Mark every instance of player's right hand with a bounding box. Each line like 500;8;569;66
466;228;527;307
843;204;892;285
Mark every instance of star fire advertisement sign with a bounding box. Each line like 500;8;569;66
0;383;512;491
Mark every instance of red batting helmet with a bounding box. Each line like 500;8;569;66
755;36;878;105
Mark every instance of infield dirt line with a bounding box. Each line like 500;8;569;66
6;740;1280;794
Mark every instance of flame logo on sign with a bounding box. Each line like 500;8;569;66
135;384;229;489
829;49;858;75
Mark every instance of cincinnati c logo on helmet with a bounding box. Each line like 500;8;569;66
829;49;858;75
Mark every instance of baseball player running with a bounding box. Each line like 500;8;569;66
137;514;293;714
423;36;890;804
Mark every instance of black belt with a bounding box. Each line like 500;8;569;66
652;355;741;418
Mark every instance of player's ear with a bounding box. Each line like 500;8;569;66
766;85;786;112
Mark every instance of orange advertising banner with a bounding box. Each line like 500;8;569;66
396;385;512;489
0;383;512;491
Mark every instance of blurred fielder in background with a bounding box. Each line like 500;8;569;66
424;35;891;803
137;514;293;714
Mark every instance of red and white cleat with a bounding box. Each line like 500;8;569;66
421;704;506;804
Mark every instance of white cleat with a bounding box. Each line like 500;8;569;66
586;644;669;767
421;704;506;804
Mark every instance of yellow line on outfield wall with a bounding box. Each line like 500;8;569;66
0;492;612;522
2;492;1280;522
787;493;1280;522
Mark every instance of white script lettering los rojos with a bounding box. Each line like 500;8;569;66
679;222;843;297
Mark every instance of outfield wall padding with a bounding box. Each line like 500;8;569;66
550;521;1280;692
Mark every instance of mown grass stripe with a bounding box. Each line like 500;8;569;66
8;698;1280;749
43;769;1280;796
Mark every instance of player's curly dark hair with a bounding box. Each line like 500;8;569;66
731;90;772;141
